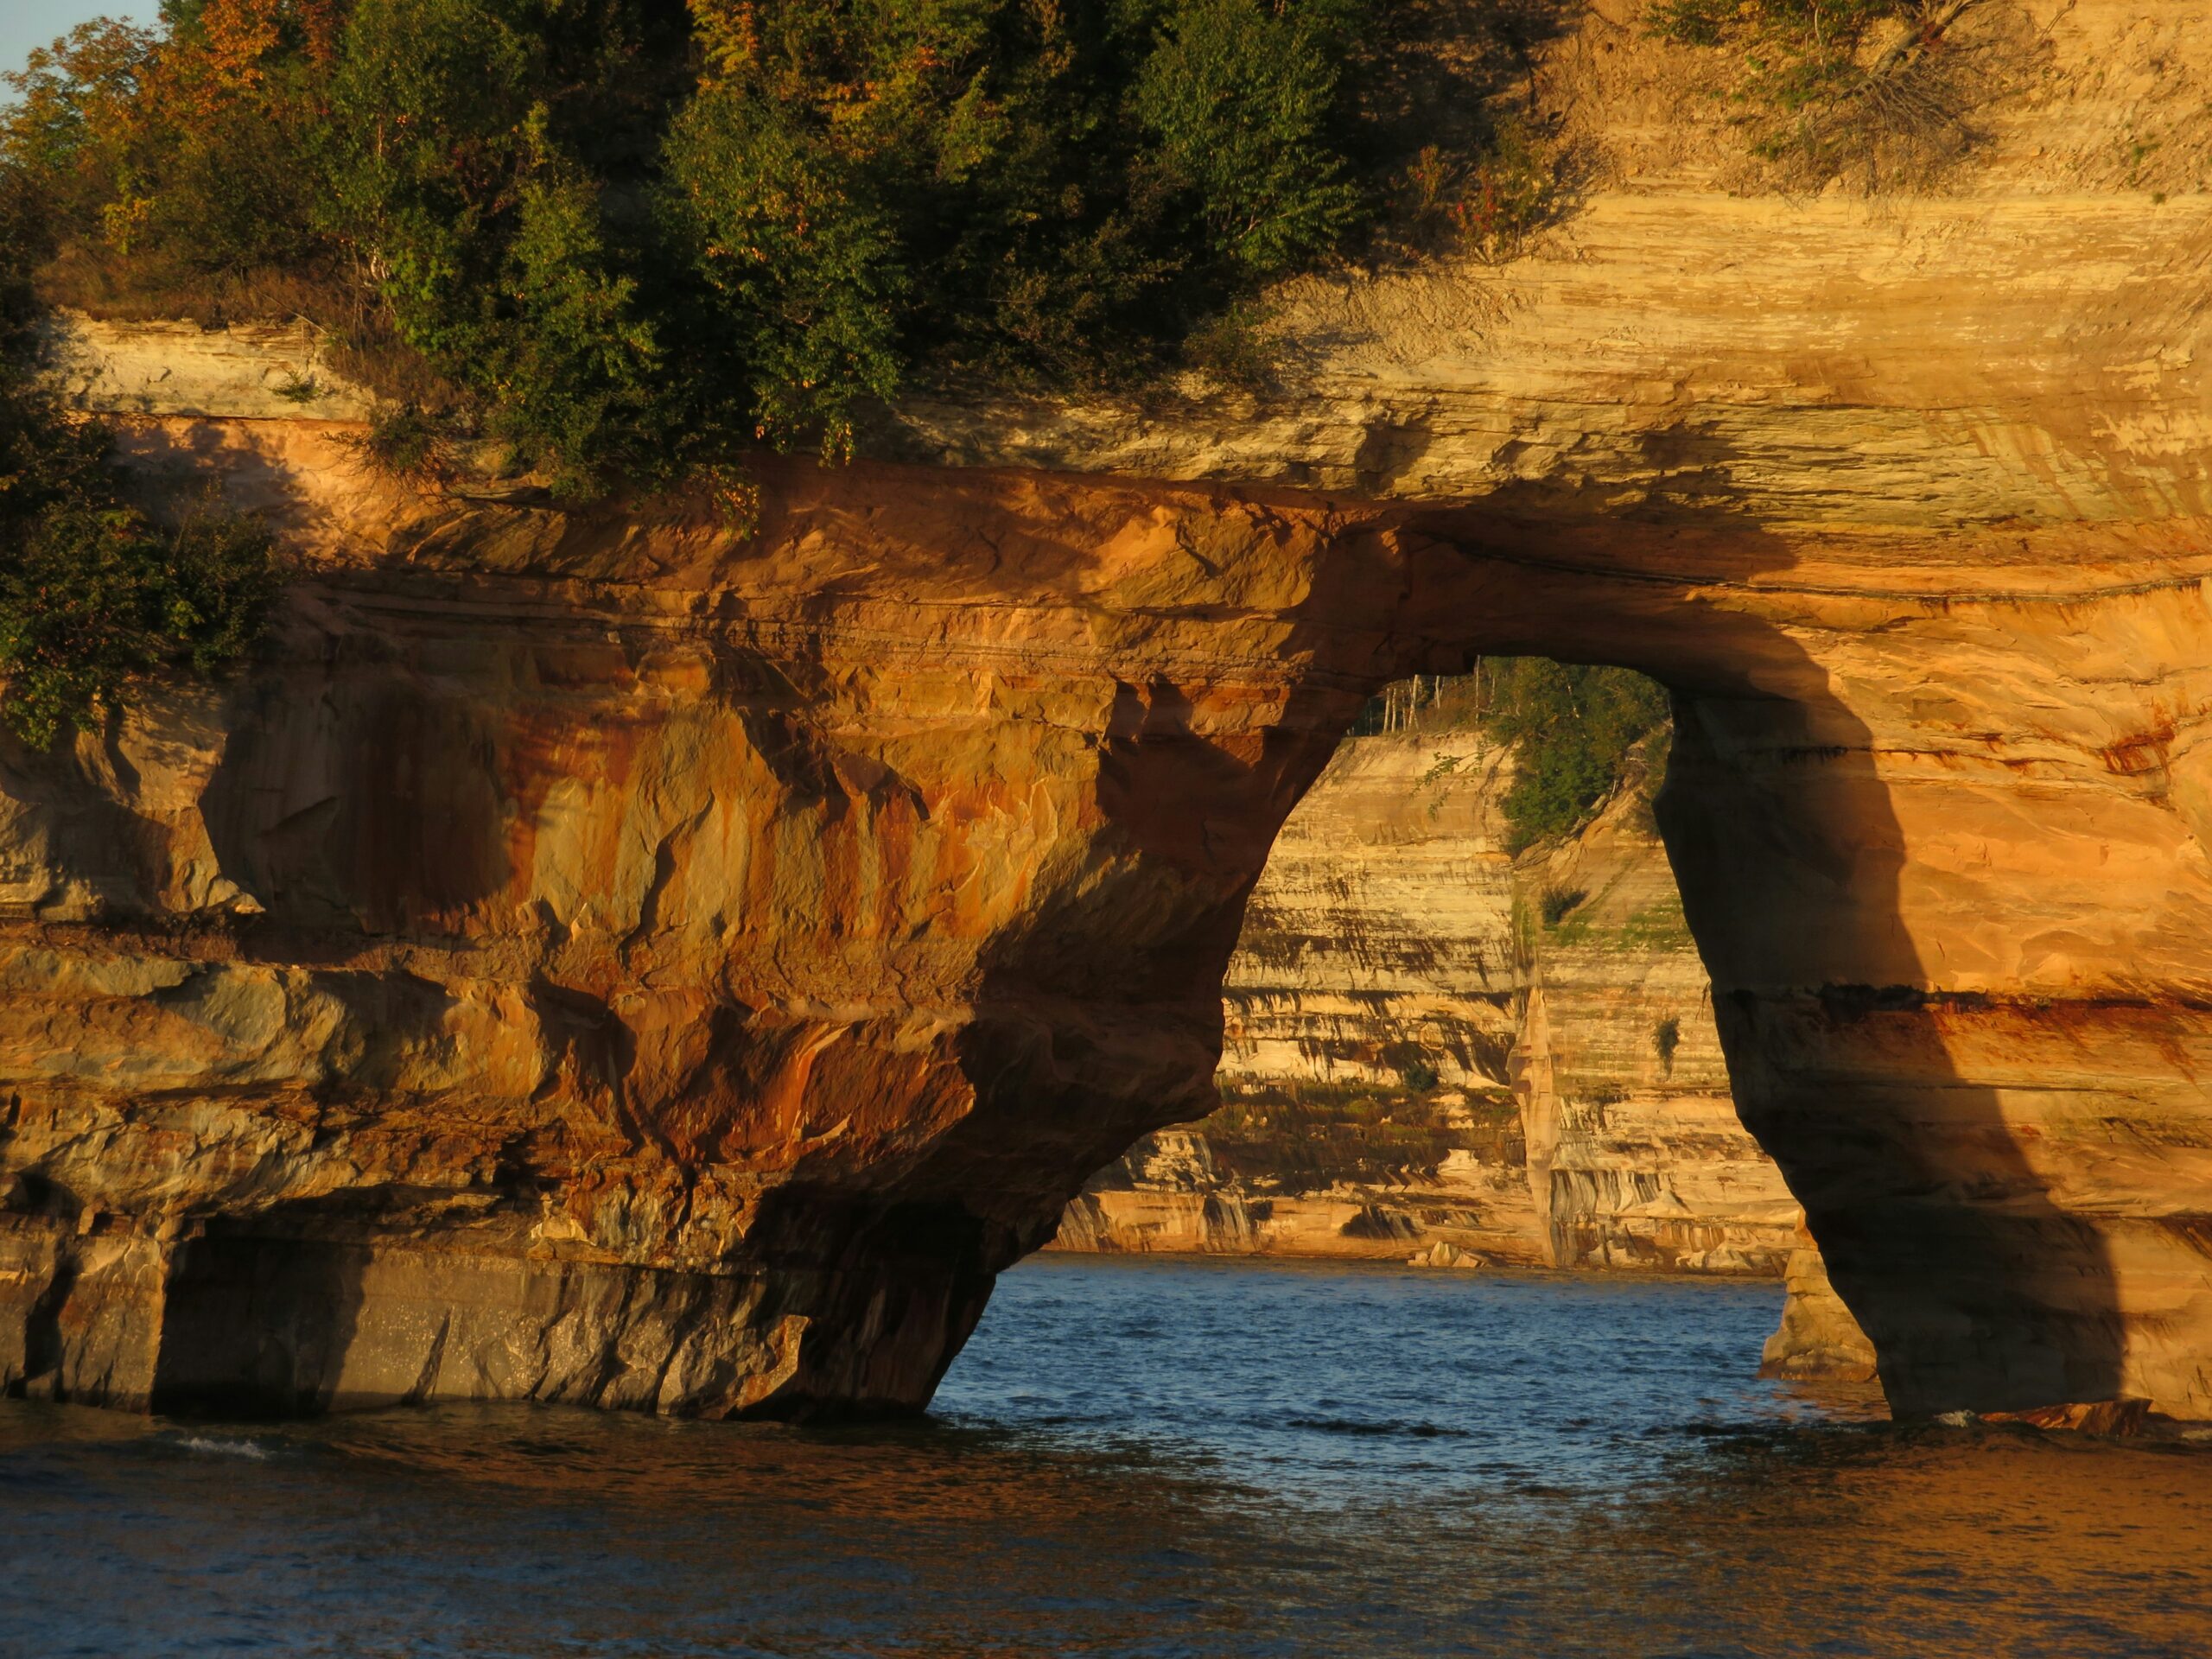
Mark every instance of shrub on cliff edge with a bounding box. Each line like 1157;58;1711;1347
1351;658;1673;850
1468;658;1671;852
0;239;275;747
0;488;276;747
3;0;1466;494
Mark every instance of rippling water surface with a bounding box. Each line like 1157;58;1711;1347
4;1255;2209;1656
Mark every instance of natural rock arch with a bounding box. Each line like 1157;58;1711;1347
0;439;2202;1421
5;0;2210;1421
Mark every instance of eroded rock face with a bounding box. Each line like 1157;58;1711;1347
1762;1235;1881;1385
1;445;1389;1416
4;0;2209;1421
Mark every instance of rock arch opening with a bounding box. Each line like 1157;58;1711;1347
1048;668;1796;1265
1046;663;1872;1380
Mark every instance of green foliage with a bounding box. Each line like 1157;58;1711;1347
1442;111;1561;262
314;0;687;491
359;401;451;480
1652;1014;1681;1074
1132;0;1363;277
0;190;275;747
1617;900;1692;951
1649;0;1908;54
0;390;276;747
1539;886;1586;927
659;80;905;459
8;0;1527;493
496;148;669;493
1350;658;1671;848
0;21;153;260
1395;1053;1441;1093
1649;0;1915;124
1480;658;1671;851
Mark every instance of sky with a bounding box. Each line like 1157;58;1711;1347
3;3;151;88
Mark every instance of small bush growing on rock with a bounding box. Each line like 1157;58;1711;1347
1446;111;1563;263
1653;1014;1681;1075
357;403;454;484
0;255;274;746
1648;0;2026;188
1539;886;1587;927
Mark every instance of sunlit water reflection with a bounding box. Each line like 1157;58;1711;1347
3;1255;2207;1656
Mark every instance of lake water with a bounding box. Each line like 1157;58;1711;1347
3;1255;2208;1656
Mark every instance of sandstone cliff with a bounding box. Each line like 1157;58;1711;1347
1515;746;1803;1274
1052;719;1809;1281
3;0;2207;1423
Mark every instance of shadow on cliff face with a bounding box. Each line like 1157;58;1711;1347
1653;680;2126;1414
957;664;1379;1216
150;1210;369;1415
923;475;2129;1419
201;665;517;936
1374;504;2128;1415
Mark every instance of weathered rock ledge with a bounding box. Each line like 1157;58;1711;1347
3;0;2209;1421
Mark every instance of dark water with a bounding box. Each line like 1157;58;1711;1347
3;1255;2209;1658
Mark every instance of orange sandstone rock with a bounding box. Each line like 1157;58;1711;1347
4;0;2210;1422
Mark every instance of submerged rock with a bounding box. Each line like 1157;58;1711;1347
1407;1242;1488;1270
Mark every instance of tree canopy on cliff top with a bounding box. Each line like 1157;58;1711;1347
0;0;1573;742
0;0;1554;498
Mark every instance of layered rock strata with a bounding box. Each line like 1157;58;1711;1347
1053;726;1806;1279
1056;727;1542;1265
3;0;2209;1421
1515;763;1803;1275
1219;728;1521;1104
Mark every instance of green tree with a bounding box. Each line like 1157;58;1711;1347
1480;658;1670;850
1132;0;1363;276
0;365;276;747
660;84;906;459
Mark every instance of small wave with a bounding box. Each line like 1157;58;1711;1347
1284;1416;1474;1440
176;1435;277;1461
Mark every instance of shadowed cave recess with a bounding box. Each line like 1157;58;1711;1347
5;0;2212;1432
